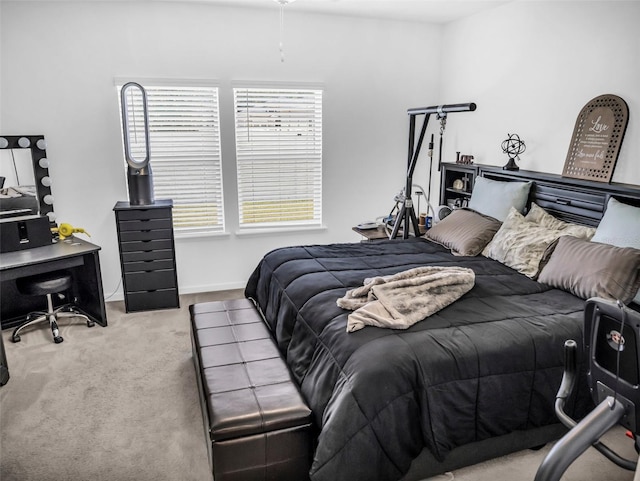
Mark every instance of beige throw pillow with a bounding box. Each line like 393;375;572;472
525;202;597;239
425;208;501;256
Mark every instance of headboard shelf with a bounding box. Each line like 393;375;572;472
440;163;640;227
479;166;640;197
478;165;640;226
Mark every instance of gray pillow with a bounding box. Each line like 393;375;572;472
425;208;501;256
591;197;640;305
538;235;640;304
468;177;532;222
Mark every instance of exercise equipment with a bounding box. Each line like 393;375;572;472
390;102;476;239
534;298;640;481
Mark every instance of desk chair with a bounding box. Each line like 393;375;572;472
12;270;95;344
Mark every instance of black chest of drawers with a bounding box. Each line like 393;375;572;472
113;200;179;312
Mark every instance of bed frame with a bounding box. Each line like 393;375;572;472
400;166;640;480
478;166;640;225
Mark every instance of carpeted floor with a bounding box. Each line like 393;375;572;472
0;290;637;481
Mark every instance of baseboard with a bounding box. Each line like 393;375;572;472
178;281;246;295
104;282;246;305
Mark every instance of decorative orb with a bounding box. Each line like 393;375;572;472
501;133;526;171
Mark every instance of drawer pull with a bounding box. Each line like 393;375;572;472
556;198;571;205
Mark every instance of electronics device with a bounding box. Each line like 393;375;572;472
121;82;155;206
356;222;378;230
0;215;52;253
433;205;453;223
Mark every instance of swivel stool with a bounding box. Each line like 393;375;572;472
12;270;94;344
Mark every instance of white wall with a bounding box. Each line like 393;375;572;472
0;2;441;297
439;1;640;187
4;1;637;299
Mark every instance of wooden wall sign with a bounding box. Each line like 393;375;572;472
562;94;628;183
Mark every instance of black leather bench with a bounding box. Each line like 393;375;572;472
190;298;313;481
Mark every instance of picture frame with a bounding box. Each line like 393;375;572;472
562;94;629;183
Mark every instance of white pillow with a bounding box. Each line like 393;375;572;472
468;177;532;222
591;197;640;305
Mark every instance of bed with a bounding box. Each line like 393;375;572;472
245;168;640;481
0;185;39;218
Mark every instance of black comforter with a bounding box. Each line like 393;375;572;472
245;238;590;481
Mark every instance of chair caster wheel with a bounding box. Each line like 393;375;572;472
11;335;21;343
87;321;95;328
54;336;64;344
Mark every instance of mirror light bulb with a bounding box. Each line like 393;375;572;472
36;139;47;150
43;194;54;205
41;176;52;187
0;137;8;149
39;158;50;168
18;137;30;148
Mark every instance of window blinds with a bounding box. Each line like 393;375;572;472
119;84;224;233
234;87;323;228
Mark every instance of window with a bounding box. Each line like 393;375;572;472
117;81;224;233
234;87;322;229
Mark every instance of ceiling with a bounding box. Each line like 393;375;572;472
24;0;514;24
202;0;514;23
248;0;515;23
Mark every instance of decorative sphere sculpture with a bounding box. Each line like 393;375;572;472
501;133;526;171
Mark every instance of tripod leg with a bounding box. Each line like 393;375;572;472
391;204;406;239
409;206;421;237
403;204;411;239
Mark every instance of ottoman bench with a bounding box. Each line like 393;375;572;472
190;298;313;481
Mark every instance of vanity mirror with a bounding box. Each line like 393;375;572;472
0;135;55;223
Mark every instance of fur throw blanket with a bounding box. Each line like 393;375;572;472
337;266;475;332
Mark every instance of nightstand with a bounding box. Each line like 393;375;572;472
352;225;389;241
352;224;427;241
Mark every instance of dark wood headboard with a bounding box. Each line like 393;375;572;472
478;166;640;227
